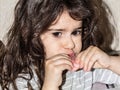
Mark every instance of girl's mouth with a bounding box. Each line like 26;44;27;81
68;53;76;61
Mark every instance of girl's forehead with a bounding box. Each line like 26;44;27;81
49;10;82;30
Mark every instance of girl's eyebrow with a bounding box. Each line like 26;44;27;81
73;27;82;31
47;26;82;31
75;26;82;29
47;29;64;31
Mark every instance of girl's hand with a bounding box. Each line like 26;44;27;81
75;46;111;71
43;54;73;89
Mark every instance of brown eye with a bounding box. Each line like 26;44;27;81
72;29;82;36
52;32;62;37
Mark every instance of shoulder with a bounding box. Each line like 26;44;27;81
14;66;40;90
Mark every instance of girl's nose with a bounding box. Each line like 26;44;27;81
63;37;75;50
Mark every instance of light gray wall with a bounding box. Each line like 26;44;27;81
103;0;120;50
0;0;18;42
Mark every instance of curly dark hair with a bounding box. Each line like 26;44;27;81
0;0;114;89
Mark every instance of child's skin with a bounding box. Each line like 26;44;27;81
41;10;120;90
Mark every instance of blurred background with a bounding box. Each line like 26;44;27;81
0;0;120;51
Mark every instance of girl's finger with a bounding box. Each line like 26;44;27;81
46;53;70;61
49;58;73;67
83;47;97;71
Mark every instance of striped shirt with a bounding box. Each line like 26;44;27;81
61;69;120;90
2;68;120;90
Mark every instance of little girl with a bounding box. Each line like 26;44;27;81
0;0;120;90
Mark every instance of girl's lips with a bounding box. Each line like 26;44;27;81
68;53;76;61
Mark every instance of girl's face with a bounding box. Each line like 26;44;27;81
40;11;82;59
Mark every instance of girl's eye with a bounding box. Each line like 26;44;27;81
52;32;62;37
72;29;82;36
